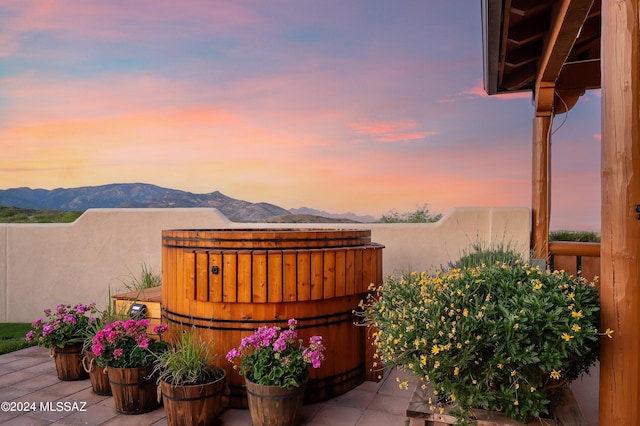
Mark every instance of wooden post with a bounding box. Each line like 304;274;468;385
600;0;640;424
531;115;552;261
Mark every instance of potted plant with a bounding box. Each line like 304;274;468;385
226;318;326;426
152;327;226;426
26;302;99;380
80;298;123;396
91;319;168;414
362;254;611;425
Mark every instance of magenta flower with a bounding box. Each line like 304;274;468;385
113;348;124;360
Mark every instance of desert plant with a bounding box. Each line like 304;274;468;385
362;259;608;424
153;327;224;386
120;263;162;291
378;203;442;223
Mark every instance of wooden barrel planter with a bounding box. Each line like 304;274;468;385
162;229;384;408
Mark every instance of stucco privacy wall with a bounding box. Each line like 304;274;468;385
0;206;529;322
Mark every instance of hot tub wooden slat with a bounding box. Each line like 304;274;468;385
323;250;336;299
209;251;223;302
252;251;267;303
283;251;297;302
297;250;311;302
267;251;283;303
196;252;209;302
237;251;252;303
335;249;346;297
184;251;196;302
311;250;324;300
222;252;237;303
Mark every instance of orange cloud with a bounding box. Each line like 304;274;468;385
348;119;437;143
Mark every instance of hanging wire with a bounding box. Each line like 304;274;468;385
551;92;569;135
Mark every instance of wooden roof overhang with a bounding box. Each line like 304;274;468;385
482;0;601;114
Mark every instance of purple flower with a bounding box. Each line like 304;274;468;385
272;337;287;352
153;324;168;334
113;348;124;360
226;348;241;362
138;338;149;349
288;318;298;327
62;314;76;325
42;324;55;337
25;330;35;342
31;318;42;328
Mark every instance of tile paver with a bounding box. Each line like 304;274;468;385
0;346;417;425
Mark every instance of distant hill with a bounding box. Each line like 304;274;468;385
289;207;376;223
263;214;359;224
0;183;375;223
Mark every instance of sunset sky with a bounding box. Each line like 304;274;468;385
0;1;601;230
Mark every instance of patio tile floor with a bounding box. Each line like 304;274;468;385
0;346;417;425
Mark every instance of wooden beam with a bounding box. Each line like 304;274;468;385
531;115;552;261
600;0;640;424
534;0;594;113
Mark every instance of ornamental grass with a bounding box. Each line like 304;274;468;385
363;259;605;424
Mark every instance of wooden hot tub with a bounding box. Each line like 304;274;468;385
161;228;384;407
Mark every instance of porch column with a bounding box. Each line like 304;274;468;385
599;0;640;424
531;115;552;261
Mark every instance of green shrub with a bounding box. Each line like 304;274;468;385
363;260;605;424
378;204;442;223
549;230;600;243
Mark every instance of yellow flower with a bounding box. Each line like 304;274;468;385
431;345;440;355
561;333;574;342
530;386;536;392
550;369;561;380
567;292;575;300
434;361;441;369
571;324;581;332
463;308;469;318
454;367;460;376
514;400;519;406
511;370;517;377
571;310;583;319
605;328;614;338
513;323;519;330
498;363;504;369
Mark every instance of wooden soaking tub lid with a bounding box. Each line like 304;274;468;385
162;228;374;249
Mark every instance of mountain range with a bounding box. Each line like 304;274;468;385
0;183;377;222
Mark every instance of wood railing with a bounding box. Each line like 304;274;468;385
549;241;601;284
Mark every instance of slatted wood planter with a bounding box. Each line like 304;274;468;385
161;229;384;408
406;382;586;426
112;286;162;339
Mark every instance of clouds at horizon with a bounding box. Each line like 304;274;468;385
0;1;601;230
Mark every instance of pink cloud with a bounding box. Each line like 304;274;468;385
348;119;437;143
593;133;601;140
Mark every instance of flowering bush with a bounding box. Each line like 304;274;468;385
91;319;168;368
363;260;608;424
226;319;326;389
26;303;99;349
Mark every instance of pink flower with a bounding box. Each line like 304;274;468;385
153;324;168;334
113;348;124;360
